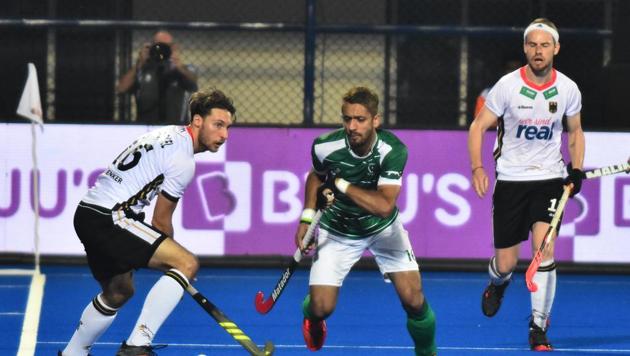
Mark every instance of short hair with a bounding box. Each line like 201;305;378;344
342;86;379;117
189;90;236;122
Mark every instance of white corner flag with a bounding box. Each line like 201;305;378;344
16;63;44;125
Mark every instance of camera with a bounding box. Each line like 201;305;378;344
149;42;172;62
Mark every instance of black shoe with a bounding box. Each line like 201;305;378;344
116;341;167;356
481;280;510;317
529;320;553;351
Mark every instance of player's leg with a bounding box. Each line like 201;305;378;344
483;180;530;317
526;179;563;351
61;272;133;356
122;236;199;351
302;229;366;351
370;218;436;356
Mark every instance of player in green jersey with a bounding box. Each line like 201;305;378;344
295;86;436;355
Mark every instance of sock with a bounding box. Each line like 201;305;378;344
407;301;437;356
531;260;556;329
302;294;316;320
488;256;512;285
63;294;118;356
126;269;189;346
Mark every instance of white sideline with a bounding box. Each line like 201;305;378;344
8;270;46;356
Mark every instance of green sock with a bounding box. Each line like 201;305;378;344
302;294;313;319
407;301;437;356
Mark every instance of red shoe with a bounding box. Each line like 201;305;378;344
302;318;327;351
529;320;553;351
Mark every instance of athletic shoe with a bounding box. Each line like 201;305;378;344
481;280;510;317
302;317;327;351
529;320;553;351
115;341;166;356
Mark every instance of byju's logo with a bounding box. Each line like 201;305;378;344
182;162;251;231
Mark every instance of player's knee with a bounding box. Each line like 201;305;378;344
401;290;425;315
309;296;335;319
103;286;134;308
177;254;199;280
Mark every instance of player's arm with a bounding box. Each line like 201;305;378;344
342;183;400;219
565;112;585;170
468;106;499;198
152;192;178;237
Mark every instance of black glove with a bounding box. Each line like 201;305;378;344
316;170;337;210
316;184;335;210
564;162;583;197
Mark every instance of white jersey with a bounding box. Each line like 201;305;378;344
485;66;582;181
83;125;195;213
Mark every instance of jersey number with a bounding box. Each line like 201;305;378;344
113;141;154;171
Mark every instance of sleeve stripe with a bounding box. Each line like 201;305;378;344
161;191;180;202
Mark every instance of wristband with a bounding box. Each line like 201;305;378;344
300;208;316;224
335;178;350;194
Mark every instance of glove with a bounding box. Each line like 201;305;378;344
564;162;583;197
316;184;335;210
316;170;337;210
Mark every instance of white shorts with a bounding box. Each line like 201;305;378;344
309;217;419;286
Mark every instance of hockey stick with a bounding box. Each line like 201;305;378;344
525;185;572;292
581;162;630;179
186;285;274;355
254;210;323;314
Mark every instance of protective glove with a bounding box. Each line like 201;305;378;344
316;184;335;210
564;162;583;197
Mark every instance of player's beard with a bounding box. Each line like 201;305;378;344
348;130;375;155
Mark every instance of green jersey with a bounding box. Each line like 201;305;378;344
311;128;408;239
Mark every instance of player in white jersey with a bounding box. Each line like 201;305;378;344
468;18;585;351
295;87;436;355
59;90;235;356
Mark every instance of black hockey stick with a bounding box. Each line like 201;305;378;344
186;285;274;355
254;210;323;314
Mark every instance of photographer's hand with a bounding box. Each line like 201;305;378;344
136;42;150;69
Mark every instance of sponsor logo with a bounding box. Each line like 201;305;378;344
518;105;533;109
516;122;555;140
519;86;537;99
543;86;558;99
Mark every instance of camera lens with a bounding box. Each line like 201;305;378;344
149;42;172;62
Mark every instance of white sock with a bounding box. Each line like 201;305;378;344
488;256;512;285
126;269;189;346
63;294;118;356
531;259;557;329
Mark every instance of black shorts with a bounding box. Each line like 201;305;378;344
74;202;168;282
492;179;564;249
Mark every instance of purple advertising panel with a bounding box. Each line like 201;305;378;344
186;128;572;260
2;124;628;262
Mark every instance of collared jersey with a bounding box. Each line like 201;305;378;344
485;66;581;181
82;125;195;213
311;128;407;239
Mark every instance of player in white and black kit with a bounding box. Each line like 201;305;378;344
468;18;585;351
59;90;235;356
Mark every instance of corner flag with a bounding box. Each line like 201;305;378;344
16;63;43;125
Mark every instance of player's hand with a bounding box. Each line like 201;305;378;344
294;223;315;254
471;166;489;198
316;185;335;210
564;162;583;197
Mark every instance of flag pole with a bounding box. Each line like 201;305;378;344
31;122;41;274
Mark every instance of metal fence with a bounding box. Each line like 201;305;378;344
1;0;625;129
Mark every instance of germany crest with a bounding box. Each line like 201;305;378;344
549;101;557;113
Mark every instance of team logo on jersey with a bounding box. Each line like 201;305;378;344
549;101;557;113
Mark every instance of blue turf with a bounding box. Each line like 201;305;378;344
2;265;630;355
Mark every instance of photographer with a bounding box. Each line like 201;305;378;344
116;30;198;124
